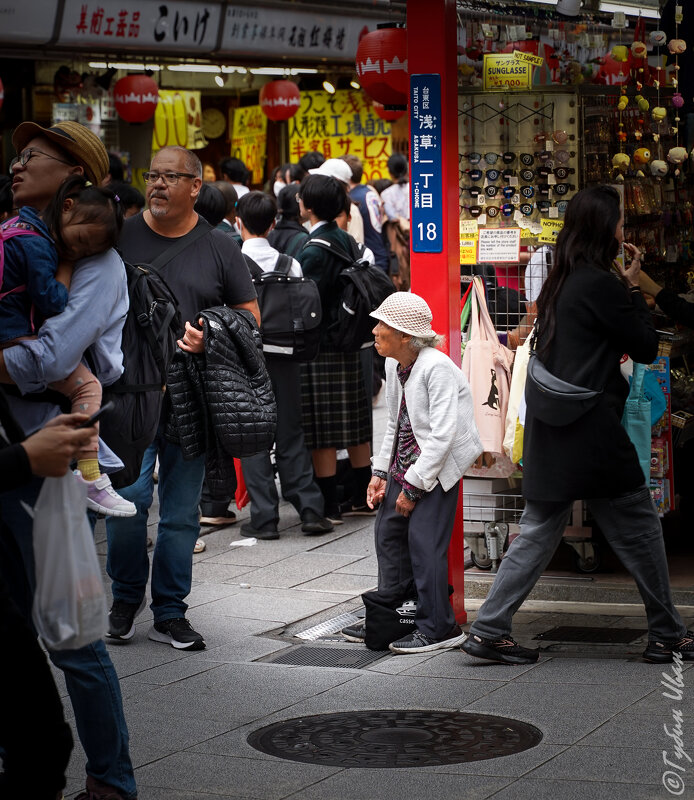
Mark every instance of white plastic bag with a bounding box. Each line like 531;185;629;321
31;473;107;650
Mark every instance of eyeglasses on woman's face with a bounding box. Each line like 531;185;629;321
9;148;75;172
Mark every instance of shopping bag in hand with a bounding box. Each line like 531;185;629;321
31;473;107;650
462;277;515;477
621;363;652;482
503;327;533;463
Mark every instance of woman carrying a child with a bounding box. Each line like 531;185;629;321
0;169;134;516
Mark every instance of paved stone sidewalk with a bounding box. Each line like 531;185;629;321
53;501;694;800
54;396;694;799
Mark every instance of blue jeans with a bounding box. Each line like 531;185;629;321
106;429;205;621
470;487;687;643
0;477;137;799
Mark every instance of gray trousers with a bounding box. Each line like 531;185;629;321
470;486;686;642
375;478;459;639
241;359;323;530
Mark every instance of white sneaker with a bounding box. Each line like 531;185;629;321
74;471;137;518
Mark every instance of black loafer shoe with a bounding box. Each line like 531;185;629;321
240;522;279;540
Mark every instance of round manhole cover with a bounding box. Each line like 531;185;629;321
247;710;542;768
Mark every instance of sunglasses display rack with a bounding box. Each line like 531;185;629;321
458;89;578;238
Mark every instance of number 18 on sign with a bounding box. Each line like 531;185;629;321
410;74;442;253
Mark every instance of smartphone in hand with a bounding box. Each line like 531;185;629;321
76;400;114;428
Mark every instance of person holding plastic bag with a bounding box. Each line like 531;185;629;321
463;185;692;666
0;387;93;799
0;120;137;800
343;292;482;653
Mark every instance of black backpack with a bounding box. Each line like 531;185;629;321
304;236;395;352
100;226;210;488
252;254;322;362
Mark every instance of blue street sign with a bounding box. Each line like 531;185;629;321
410;73;443;253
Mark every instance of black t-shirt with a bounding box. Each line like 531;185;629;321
119;215;256;325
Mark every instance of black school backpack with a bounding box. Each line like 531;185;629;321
252;254;322;362
99;226;210;488
303;235;395;352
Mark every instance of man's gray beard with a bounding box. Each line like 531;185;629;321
149;204;168;217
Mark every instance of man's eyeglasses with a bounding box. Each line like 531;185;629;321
143;171;197;185
9;148;76;171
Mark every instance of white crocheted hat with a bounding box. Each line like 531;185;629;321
371;292;438;338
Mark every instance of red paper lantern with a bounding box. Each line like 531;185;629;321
372;102;405;122
0;77;4;111
259;80;301;121
356;25;408;106
114;74;159;123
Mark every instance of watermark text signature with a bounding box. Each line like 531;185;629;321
662;652;690;796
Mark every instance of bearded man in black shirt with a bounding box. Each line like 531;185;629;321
105;146;259;651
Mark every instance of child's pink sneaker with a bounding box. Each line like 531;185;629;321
74;471;137;518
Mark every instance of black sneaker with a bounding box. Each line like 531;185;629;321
301;509;334;535
106;597;146;642
324;505;344;525
643;630;694;663
341;622;366;642
340;502;377;517
148;617;206;650
461;633;540;665
389;625;466;654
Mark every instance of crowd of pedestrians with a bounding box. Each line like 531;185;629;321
0;123;692;800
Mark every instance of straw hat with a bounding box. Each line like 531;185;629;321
371;292;438;338
12;120;110;185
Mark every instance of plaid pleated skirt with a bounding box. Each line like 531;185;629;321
300;346;372;450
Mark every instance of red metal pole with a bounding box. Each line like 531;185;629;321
407;0;466;623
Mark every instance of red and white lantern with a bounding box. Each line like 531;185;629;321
259;79;301;121
372;102;405;122
356;25;408;106
114;74;159;123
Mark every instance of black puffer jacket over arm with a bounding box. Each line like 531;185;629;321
166;307;276;494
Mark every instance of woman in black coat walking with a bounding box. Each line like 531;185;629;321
462;185;692;666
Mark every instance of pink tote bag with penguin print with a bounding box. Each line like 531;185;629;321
462;277;515;476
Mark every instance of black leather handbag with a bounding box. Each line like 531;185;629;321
525;352;602;427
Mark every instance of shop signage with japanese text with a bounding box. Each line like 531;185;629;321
459;220;479;265
219;5;365;62
152;90;204;152
410;74;443;254
0;0;58;43
483;54;532;91
477;228;521;263
231;105;268;186
287;90;391;182
538;218;564;244
59;0;221;51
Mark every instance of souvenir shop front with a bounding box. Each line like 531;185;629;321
413;0;694;603
0;0;408;185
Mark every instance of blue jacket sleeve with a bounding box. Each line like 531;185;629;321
4;250;127;392
23;238;68;316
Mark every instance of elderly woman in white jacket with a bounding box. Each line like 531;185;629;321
358;292;482;654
